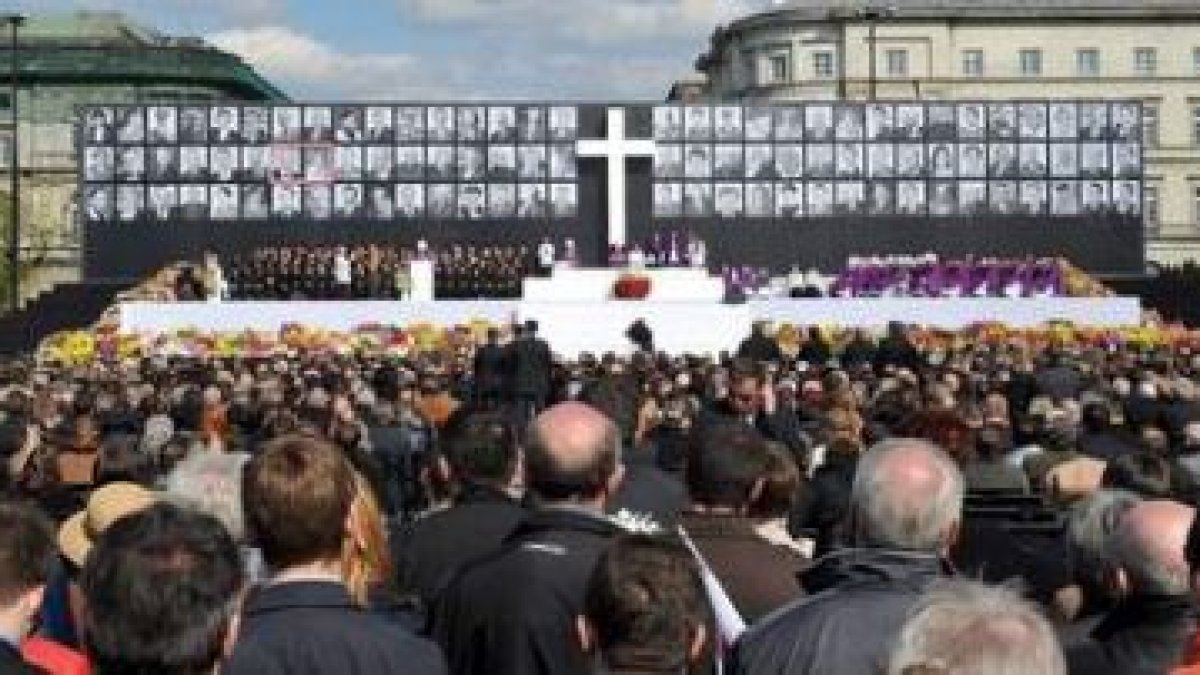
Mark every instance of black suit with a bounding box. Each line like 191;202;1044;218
472;344;510;407
509;336;552;416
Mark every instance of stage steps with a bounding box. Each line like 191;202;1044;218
0;281;131;355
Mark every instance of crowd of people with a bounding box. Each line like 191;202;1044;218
829;255;1074;298
6;318;1200;673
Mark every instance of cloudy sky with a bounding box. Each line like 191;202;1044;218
15;0;773;100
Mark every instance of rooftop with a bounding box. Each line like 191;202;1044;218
729;0;1200;25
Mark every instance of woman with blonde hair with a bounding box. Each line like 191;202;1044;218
343;470;393;607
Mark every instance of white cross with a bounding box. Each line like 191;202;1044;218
576;107;655;248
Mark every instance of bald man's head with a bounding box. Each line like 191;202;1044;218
1109;500;1194;596
851;438;964;552
525;402;621;505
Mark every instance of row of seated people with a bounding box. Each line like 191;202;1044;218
830;254;1069;298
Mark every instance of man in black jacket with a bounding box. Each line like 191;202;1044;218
736;322;783;364
510;320;553;419
394;411;526;608
472;328;509;409
729;438;963;675
226;435;447;675
1066;499;1197;675
431;402;624;675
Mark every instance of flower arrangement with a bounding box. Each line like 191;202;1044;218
613;273;652;300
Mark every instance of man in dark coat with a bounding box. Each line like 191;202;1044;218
729;438;963;675
509;320;553;419
394;411;526;608
1066;500;1197;675
872;321;922;373
736;322;783;364
226;435;447;675
431;403;624;675
700;365;807;452
471;328;510;409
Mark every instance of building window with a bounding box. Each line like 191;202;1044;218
1194;186;1200;227
1194;104;1200;147
962;49;984;77
1135;48;1157;76
1144;104;1160;148
1019;49;1042;77
769;54;789;83
813;51;835;78
1194;47;1200;75
1076;49;1100;77
1145;184;1160;233
885;49;908;77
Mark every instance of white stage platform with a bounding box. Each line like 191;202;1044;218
120;296;1143;356
523;267;724;302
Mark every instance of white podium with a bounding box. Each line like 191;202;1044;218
410;260;434;302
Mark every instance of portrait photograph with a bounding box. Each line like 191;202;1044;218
457;183;486;219
834;105;864;140
550;144;576;180
365;106;395;142
1050;143;1078;177
835;142;864;178
147;185;178;221
834;181;866;215
1019;180;1049;215
179;185;209;220
1079;143;1110;178
146;106;176;143
453;145;482;180
1051;180;1080;216
867;104;895;140
1113;143;1142;178
242;107;270;143
683;182;712;217
989;181;1018;215
806;181;834;216
1079;103;1109;141
550;183;578;218
272;106;302;143
685;106;712;141
427;106;456;142
368;185;394;219
746;182;773;217
867;143;895;178
488;145;517;180
654;106;684;141
1019;103;1048;139
713;144;743;179
1111;103;1140;141
988;104;1017;139
988;143;1018;178
896;143;925;178
926;105;957;141
428;184;455;218
115;185;144;222
958;181;987;215
775;181;804;218
957;104;986;139
209;146;238;182
84;146;114;182
209;106;240;144
396;183;426;218
774;106;804;141
301;184;331;220
457;106;486;142
1049;103;1078;140
684;144;712;179
334;106;364;144
895;104;925;140
518;145;547;180
209;183;239;220
655;145;683;179
333;182;365;219
1112;180;1141;215
774;144;803;179
744;107;772;141
806;104;835;141
303;106;333;142
518;106;546;142
517;183;547;218
745;144;774;179
114;108;144;144
806;144;834;178
958;143;987;179
489;183;516;218
114;146;145;182
548;106;578;141
457;146;486;181
714;183;744;219
714;106;743;141
489;106;518;142
868;181;893;215
1019;143;1048;177
239;145;269;181
147;146;178;181
179;146;209;181
928;143;956;178
366;145;396;180
302;145;334;183
929;181;957;216
333;145;360;181
178;107;208;143
1082;180;1110;212
896;180;926;215
653;182;683;218
241;185;268;220
426;145;455;180
396;107;426;142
